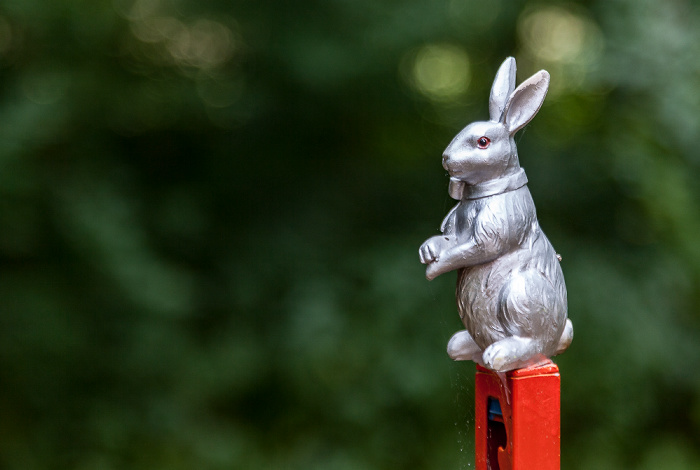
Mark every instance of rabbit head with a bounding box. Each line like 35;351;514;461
443;57;550;188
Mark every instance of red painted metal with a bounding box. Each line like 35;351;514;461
475;360;561;470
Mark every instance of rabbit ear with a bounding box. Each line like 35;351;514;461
489;57;516;122
501;70;550;135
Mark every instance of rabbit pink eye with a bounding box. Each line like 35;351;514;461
477;136;491;149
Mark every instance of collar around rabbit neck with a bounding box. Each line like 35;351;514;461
449;168;528;201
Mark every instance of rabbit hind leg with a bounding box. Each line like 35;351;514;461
447;330;483;362
482;336;542;372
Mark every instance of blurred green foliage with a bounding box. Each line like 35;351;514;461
1;0;700;468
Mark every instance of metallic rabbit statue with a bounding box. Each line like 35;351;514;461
419;57;573;372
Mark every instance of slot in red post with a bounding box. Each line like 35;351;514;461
475;360;561;470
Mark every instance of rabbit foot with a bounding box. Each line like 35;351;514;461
447;330;482;362
482;337;537;372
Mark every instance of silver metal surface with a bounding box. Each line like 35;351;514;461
419;57;573;372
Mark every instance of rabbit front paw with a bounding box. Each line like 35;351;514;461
419;236;447;265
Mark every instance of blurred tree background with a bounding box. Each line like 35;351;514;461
1;0;700;468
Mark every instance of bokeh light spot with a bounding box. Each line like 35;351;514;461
0;16;13;54
518;6;603;66
410;43;470;102
124;0;236;70
21;70;69;105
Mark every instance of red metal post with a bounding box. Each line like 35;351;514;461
474;360;560;470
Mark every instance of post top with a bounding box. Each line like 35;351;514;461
476;358;559;378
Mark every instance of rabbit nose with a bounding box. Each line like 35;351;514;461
442;154;449;168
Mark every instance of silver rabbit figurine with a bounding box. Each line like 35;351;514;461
419;57;573;372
